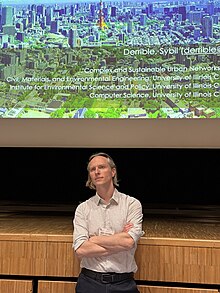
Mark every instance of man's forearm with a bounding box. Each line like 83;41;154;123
89;232;134;252
75;239;114;259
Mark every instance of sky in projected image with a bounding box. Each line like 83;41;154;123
0;0;219;118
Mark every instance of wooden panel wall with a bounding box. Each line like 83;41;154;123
135;242;220;285
0;236;220;289
37;283;220;293
38;281;76;293
137;286;219;293
45;242;80;277
0;239;80;277
0;240;47;276
0;280;33;293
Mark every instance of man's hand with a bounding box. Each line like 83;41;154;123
122;222;134;233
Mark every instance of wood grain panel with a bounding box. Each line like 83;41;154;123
0;240;80;277
0;216;220;289
0;280;33;293
137;286;219;293
0;240;47;275
38;281;76;293
1;239;220;283
135;244;220;285
45;241;80;277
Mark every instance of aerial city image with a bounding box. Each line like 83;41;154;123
0;0;219;118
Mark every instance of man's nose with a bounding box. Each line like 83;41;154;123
95;167;100;174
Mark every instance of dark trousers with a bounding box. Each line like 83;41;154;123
75;272;140;293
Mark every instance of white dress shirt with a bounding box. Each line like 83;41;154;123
73;189;144;273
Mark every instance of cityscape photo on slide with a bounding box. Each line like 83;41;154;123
0;0;219;118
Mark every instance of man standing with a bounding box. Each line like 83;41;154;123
73;152;144;293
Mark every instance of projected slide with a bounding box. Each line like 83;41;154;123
0;0;219;118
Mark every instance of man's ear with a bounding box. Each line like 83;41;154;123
112;168;116;178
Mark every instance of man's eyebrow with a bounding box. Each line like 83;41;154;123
90;163;107;169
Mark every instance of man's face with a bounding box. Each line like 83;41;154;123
88;156;116;188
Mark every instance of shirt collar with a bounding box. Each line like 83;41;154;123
94;188;119;205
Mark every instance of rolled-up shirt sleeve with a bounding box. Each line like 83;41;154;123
127;198;145;243
73;203;89;251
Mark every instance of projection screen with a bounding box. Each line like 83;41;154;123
0;0;220;147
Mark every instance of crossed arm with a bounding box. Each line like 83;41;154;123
74;197;143;259
75;223;134;259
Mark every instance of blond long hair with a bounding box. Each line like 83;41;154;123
86;152;119;190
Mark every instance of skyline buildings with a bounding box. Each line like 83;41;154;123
0;0;218;49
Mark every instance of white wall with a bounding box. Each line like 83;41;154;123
0;119;220;147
